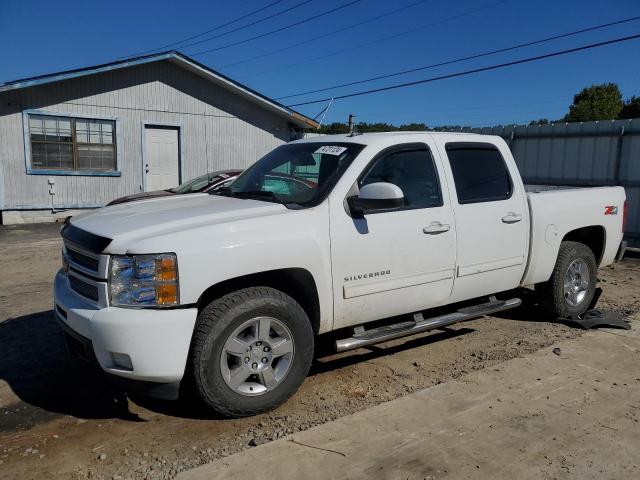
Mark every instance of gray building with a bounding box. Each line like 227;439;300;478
0;51;318;224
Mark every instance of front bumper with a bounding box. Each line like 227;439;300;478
53;269;198;385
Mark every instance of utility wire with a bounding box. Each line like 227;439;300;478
286;33;640;107
188;0;364;56
122;0;288;57
236;0;511;79
152;0;315;53
354;98;569;118
277;15;640;100
219;0;434;69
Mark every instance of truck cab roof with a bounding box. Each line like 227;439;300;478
292;131;500;147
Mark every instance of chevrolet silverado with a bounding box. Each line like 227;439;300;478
54;132;626;417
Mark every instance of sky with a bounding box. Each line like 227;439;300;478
1;0;639;128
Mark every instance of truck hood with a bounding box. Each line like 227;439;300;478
70;193;286;251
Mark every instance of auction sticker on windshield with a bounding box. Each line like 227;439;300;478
314;145;348;156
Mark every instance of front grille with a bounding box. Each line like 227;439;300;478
66;244;99;272
69;275;99;302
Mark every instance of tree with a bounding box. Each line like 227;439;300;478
427;125;470;131
313;89;639;134
398;123;427;131
563;83;623;122
529;118;550;126
316;121;428;134
355;122;395;132
317;122;348;134
620;96;640;119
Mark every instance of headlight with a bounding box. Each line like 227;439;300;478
109;253;179;307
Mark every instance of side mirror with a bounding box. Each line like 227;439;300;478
347;182;405;218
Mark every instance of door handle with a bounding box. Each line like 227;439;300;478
423;222;450;234
502;212;522;224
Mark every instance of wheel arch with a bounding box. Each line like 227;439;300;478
561;225;606;265
196;268;321;334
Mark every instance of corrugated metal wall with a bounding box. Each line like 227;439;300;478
0;61;296;211
438;119;640;247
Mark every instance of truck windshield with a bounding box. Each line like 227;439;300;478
221;142;364;207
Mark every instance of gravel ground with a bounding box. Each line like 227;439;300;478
1;223;639;480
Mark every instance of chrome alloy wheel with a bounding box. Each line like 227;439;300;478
220;316;294;396
564;258;590;307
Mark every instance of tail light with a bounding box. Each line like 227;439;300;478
622;200;628;233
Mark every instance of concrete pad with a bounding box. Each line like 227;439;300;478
180;324;640;480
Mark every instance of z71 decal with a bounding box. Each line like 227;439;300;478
604;206;619;215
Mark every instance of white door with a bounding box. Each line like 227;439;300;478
330;144;457;330
144;126;179;191
439;141;529;302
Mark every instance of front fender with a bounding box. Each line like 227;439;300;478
126;203;333;333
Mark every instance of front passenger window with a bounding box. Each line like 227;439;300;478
360;148;442;209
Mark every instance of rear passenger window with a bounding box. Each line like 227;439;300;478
360;148;442;209
446;144;512;204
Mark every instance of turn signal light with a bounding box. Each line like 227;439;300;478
156;256;177;281
156;283;178;305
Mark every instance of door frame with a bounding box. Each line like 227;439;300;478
329;140;457;329
432;137;529;302
140;122;184;192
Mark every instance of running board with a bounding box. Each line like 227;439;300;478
334;297;522;353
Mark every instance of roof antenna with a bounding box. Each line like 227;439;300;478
347;113;360;136
314;98;333;130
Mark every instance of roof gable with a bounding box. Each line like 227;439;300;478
0;51;318;129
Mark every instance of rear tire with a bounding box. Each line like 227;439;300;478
535;241;597;318
189;287;313;418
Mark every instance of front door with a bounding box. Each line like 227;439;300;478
144;126;179;191
330;143;456;330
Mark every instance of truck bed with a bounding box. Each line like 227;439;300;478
521;185;625;286
525;184;589;193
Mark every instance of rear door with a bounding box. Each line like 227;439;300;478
330;142;457;329
438;140;529;302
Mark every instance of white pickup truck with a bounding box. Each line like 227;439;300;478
54;132;626;417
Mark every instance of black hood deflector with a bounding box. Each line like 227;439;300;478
61;220;112;254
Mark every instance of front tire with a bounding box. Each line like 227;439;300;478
536;241;597;318
189;287;313;417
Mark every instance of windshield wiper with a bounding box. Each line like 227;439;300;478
210;187;279;201
211;187;303;208
241;191;304;209
233;190;281;202
210;186;233;196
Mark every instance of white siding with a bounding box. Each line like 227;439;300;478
0;61;296;210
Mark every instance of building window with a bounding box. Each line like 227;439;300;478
28;114;117;172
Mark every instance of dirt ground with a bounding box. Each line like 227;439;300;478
1;223;639;480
